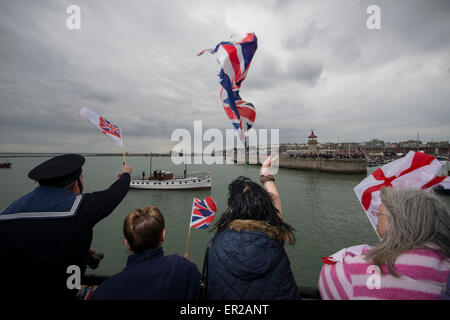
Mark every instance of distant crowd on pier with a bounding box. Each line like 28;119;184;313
0;153;449;302
288;152;367;160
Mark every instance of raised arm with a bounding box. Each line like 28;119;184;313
80;164;132;226
260;155;282;218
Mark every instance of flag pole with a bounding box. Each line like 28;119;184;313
121;146;127;165
375;229;382;241
244;139;248;172
185;198;195;255
185;225;192;256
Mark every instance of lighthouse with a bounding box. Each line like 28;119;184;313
308;129;318;154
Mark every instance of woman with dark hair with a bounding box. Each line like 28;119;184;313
207;155;300;300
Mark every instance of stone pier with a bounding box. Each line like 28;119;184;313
234;152;367;174
278;154;367;174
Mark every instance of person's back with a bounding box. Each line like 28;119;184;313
319;245;449;300
0;196;92;299
208;219;299;300
207;158;300;300
0;154;131;299
91;206;201;300
91;247;200;300
319;187;450;300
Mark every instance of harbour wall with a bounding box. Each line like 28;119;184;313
278;154;367;174
235;153;367;174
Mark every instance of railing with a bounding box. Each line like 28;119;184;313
298;286;321;300
82;274;321;300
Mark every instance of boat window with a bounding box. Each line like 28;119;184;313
207;180;210;183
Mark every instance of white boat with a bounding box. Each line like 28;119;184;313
130;174;212;190
129;154;212;190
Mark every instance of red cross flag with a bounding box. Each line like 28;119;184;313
78;107;123;148
354;151;449;232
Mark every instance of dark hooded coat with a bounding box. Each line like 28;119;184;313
207;219;300;300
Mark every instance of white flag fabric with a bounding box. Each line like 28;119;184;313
78;107;123;148
435;179;450;190
354;151;447;232
322;244;372;264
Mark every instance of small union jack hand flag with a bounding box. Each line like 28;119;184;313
78;107;124;148
190;196;217;229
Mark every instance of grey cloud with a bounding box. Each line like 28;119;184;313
286;56;323;85
0;0;449;153
285;20;320;50
66;81;117;104
246;52;323;90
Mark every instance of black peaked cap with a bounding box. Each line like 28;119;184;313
28;154;85;187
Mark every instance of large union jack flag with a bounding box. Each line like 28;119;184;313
198;33;257;143
190;196;217;229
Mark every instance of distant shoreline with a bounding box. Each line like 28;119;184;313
0;153;171;158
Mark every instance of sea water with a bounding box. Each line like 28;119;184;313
1;156;449;287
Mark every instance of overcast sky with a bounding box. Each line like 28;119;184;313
0;0;449;153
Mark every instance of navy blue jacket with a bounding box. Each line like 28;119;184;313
0;173;130;299
91;247;201;300
207;219;300;300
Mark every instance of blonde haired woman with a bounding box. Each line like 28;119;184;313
318;188;450;300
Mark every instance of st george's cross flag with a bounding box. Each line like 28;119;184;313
354;151;449;232
190;196;217;229
198;33;257;143
78;107;123;148
321;244;372;265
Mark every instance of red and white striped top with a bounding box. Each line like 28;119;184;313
318;246;450;300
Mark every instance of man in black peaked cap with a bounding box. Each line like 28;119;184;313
0;154;132;299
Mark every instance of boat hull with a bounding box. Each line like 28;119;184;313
130;176;211;190
433;186;450;196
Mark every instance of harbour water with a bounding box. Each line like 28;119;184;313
1;156;449;288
